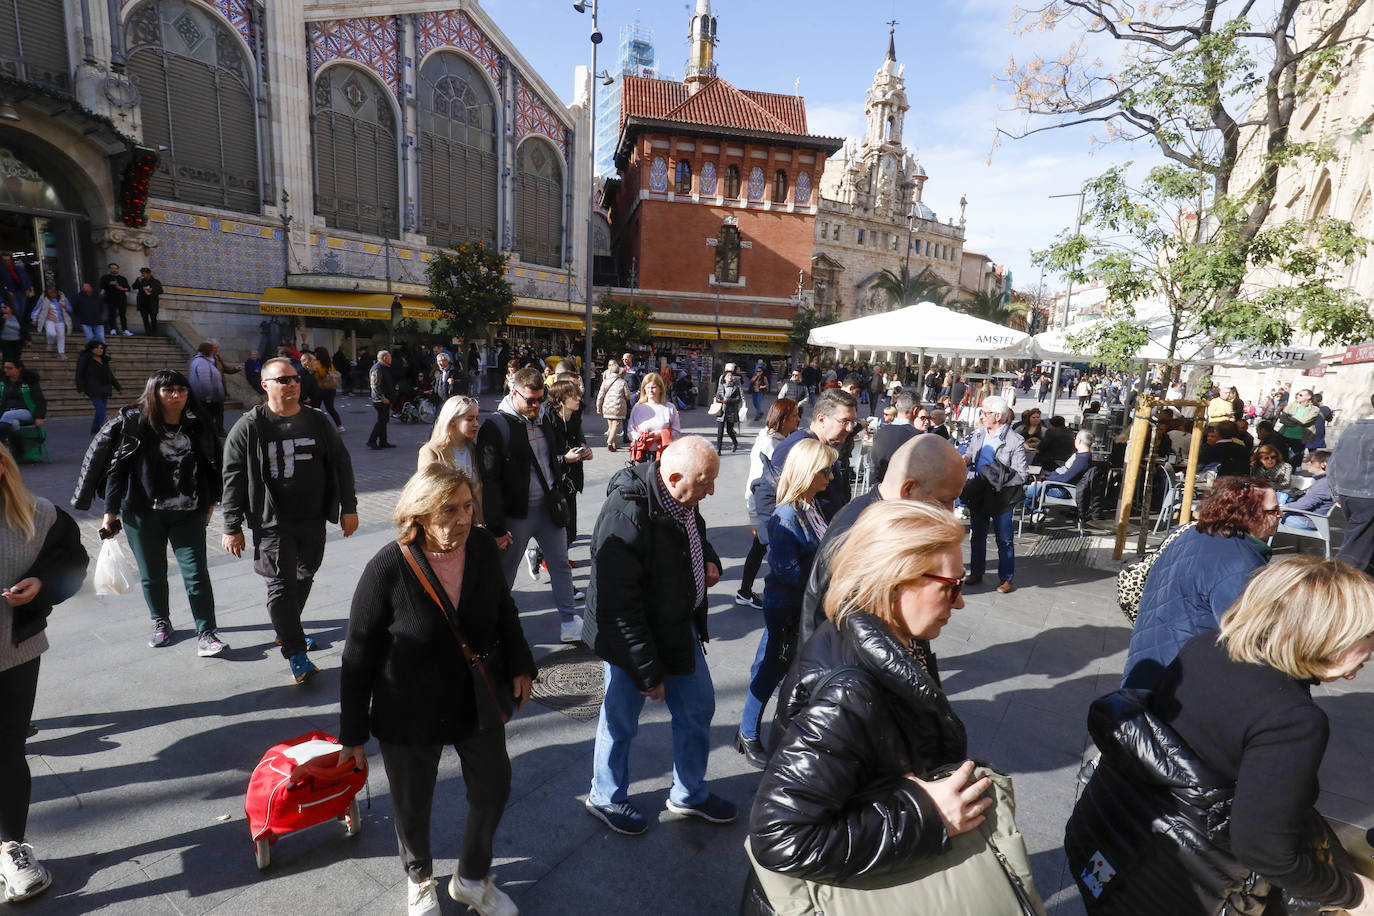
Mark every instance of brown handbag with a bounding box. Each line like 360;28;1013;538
400;543;512;729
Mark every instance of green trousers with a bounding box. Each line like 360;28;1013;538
122;507;217;633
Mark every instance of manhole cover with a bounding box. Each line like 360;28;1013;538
531;644;605;721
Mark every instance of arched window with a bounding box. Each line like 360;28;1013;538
723;165;741;199
419;53;498;248
126;0;260;212
772;169;788;203
675;160;692;194
515;140;564;268
312;65;399;237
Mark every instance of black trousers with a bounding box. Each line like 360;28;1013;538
138;306;158;335
0;657;40;843
368;403;390;446
321;389;342;426
379;728;511;883
106;300;127;333
252;519;326;658
1338;496;1374;574
740;534;767;596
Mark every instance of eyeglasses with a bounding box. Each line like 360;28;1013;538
915;415;931;422
263;376;300;386
923;572;967;600
520;391;545;404
820;467;835;478
1261;507;1283;517
158;386;188;395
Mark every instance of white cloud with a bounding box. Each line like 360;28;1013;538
805;101;867;144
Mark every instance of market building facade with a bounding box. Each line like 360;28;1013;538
2;0;587;360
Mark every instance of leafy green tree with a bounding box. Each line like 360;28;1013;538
425;241;515;341
593;295;653;353
789;306;838;355
961;289;1029;328
1005;0;1373;371
872;266;951;308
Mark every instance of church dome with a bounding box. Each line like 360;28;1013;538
910;161;928;178
911;201;935;220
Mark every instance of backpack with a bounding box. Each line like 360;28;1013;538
322;369;340;391
1074;465;1119;521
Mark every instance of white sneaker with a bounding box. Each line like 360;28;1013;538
525;547;541;580
561;614;584;644
121;329;133;336
448;874;519;916
407;877;440;916
0;841;52;902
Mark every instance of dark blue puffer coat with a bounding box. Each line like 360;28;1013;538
1121;527;1269;689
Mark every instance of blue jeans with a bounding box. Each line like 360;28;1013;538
751;391;763;417
970;504;1016;582
89;397;107;432
589;639;714;808
1024;481;1071;508
81;324;105;344
738;613;795;741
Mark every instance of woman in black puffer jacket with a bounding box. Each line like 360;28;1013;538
747;500;1008;909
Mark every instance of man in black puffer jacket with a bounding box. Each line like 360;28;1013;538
582;436;733;837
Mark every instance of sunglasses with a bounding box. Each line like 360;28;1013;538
263;376;300;386
923;572;967;600
521;391;545;404
1260;507;1283;517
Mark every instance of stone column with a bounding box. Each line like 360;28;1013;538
265;0;315;274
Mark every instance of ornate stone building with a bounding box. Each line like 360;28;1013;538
0;0;586;353
604;0;842;368
1217;0;1374;424
811;29;967;321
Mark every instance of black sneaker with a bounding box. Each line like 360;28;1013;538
149;618;172;648
665;793;737;824
585;799;648;836
734;590;762;610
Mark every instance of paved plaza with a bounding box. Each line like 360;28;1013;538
11;392;1374;915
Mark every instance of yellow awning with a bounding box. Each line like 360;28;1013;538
259;287;394;320
650;322;719;340
399;296;441;320
721;328;791;342
506;309;586;331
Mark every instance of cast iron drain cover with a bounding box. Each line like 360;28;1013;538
531;644;605;721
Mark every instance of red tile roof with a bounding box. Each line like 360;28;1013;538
620;75;810;137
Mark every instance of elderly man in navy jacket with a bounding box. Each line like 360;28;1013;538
1025;429;1094;516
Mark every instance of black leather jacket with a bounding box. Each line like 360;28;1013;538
1065;690;1340;916
749;611;967;886
71;406;221;513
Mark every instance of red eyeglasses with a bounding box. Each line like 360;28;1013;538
923;572;966;599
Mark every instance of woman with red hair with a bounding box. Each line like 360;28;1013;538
1122;476;1281;689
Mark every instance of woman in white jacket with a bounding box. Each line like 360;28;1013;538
29;286;70;358
735;397;801;609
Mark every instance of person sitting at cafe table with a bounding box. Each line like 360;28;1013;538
1279;450;1333;531
1025;429;1094;515
1198;421;1251;479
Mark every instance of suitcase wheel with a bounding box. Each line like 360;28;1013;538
343;798;362;837
255;837;271;870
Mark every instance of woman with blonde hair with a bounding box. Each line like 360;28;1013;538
1067;556;1374;915
749;500;1039;913
339;464;534;916
0;443;87;902
419;395;482;521
735;438;836;767
594;359;629;452
627;371;680;463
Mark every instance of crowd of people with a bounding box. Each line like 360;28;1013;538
5;333;1374;916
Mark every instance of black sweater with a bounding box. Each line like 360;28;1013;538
338;531;536;747
1151;634;1362;908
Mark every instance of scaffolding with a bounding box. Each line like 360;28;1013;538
594;21;659;176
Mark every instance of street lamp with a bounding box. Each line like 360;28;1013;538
902;200;915;286
574;0;602;394
1045;187;1086;418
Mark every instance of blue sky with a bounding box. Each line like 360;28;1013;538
488;0;1165;293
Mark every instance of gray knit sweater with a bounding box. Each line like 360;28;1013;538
0;496;56;672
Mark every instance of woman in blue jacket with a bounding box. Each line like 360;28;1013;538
1122;475;1280;689
736;438;836;768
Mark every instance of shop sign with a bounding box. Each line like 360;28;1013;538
1342;340;1374;364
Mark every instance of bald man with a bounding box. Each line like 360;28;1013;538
796;434;968;650
583;436;736;835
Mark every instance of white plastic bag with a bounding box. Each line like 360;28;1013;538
738;403;749;424
93;537;132;596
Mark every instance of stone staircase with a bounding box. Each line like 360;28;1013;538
21;329;242;417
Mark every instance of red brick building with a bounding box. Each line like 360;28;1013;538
604;10;841;371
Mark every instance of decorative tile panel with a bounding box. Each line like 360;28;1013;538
747;166;765;201
516;79;568;156
145;205;282;292
700;162;717;196
124;0;255;52
309;17;402;100
649;157;668;192
415;9;501;85
794;171;811;205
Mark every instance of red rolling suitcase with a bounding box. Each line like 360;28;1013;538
245;730;367;869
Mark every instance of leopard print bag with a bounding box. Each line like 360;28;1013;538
1115;523;1194;624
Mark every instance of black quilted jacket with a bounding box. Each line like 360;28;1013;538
748;611;967;886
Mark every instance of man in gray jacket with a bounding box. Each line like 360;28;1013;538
1328;395;1374;573
221;357;359;683
961;395;1029;593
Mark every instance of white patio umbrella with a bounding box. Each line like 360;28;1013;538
807;302;1030;357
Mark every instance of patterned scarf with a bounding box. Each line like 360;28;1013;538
655;470;706;606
